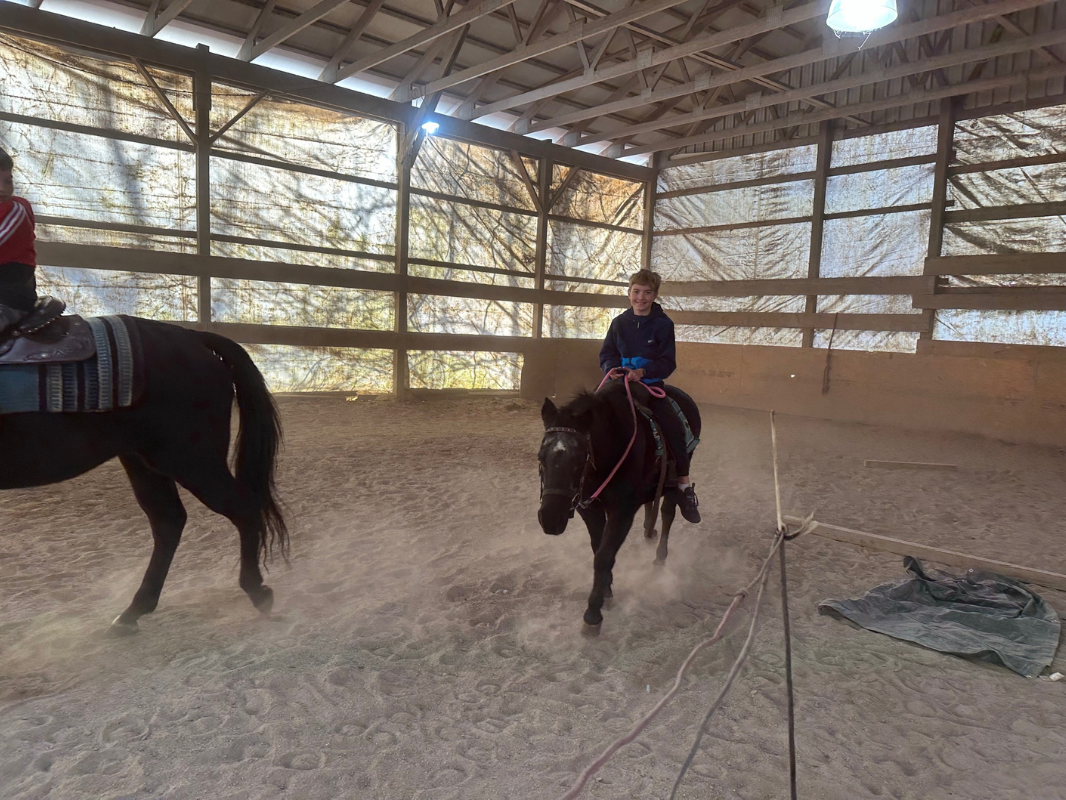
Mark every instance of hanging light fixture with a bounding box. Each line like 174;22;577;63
826;0;897;35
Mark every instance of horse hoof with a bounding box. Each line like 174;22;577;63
583;609;603;627
252;586;274;614
581;622;602;637
108;617;139;637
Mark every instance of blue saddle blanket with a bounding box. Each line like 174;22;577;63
0;315;140;414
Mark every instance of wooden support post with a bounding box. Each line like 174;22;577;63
533;157;551;339
193;45;212;330
642;177;655;271
394;154;412;398
802;121;831;348
921;98;956;340
784;516;1066;592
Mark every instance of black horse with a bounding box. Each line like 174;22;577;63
538;379;702;628
0;318;287;633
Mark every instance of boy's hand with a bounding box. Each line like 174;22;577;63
626;368;646;380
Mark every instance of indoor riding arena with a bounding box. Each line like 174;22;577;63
2;0;1066;797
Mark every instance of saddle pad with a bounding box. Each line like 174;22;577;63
0;315;141;414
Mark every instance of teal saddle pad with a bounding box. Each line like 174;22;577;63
0;315;141;414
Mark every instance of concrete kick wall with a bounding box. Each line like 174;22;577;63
520;338;1066;446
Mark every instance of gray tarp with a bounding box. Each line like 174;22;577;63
819;557;1061;678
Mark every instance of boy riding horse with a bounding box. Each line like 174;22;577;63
599;268;700;523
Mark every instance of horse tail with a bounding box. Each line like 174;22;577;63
198;332;289;565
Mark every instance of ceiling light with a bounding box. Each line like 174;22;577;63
827;0;897;35
421;121;440;135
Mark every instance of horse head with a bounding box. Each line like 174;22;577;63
537;396;596;536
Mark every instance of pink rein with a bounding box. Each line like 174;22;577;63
584;369;666;504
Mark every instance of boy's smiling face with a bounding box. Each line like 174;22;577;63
628;283;656;316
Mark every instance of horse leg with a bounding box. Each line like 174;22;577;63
111;455;188;634
578;504;611;599
655;497;677;566
584;506;637;628
642;501;658;540
159;453;274;614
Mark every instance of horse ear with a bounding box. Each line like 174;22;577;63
541;397;557;427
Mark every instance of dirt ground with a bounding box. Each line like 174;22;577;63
1;394;1065;800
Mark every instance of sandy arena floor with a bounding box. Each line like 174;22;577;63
1;394;1065;799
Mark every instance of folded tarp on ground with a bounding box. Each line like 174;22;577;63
819;557;1061;678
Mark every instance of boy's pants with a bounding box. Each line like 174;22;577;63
0;262;37;333
647;392;691;477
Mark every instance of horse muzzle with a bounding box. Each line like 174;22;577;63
538;495;573;536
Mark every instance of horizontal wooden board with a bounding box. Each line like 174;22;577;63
670;310;930;332
913;292;1066;311
945;200;1066;224
924;253;1066;275
663;276;934;297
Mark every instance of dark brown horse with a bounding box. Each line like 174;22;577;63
538;380;701;628
0;318;287;634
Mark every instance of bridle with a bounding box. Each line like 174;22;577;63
539;426;596;515
539;369;669;516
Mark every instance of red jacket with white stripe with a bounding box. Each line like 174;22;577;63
0;197;37;268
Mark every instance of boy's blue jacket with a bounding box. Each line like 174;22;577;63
598;303;676;385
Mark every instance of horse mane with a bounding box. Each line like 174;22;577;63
557;381;646;425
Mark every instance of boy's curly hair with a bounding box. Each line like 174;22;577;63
0;149;12;171
628;268;661;294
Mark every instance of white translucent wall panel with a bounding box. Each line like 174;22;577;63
831;126;937;167
37;266;197;321
944;217;1066;255
824;164;934;214
658;146;817;193
245;345;394;393
653;222;811;282
408;264;534;287
821;211;930;278
552;166;644;227
655;180;814;230
211;279;394;330
675;325;802;346
409;196;536;271
953;106;1066;165
211;158;397;255
407;295;533;337
211;240;395;272
212;89;397;184
408;350;523;390
0;34;191;141
548;221;642;283
413;137;536;211
543;305;615;339
813;330;919;353
934;310;1066;347
949;162;1066;209
5;122;195;230
661;295;806;312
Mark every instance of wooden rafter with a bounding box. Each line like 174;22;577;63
335;0;520;85
582;23;1066;148
412;0;705;100
628;60;1066;157
514;0;1050;135
140;0;196;37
